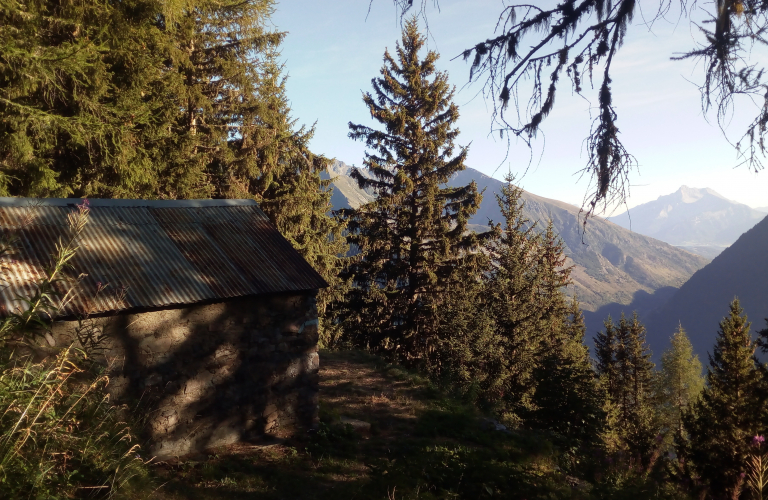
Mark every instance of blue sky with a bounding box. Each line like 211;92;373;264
272;0;768;211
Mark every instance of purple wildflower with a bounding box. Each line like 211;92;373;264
753;435;765;447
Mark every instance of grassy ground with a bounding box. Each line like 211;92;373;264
134;350;587;500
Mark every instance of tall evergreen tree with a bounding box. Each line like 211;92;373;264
157;0;283;199
682;299;764;499
239;54;348;333
482;180;549;419
530;296;603;445
339;18;483;364
655;325;704;451
433;253;505;402
596;313;658;464
595;315;619;398
0;0;178;197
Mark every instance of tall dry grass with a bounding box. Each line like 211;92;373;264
0;200;149;498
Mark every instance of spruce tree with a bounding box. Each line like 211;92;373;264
682;299;764;499
596;313;658;464
655;325;704;451
595;316;619;398
594;316;623;453
482;180;548;419
530;296;603;445
621;313;659;465
339;17;483;364
433;253;505;401
157;0;283;199
0;0;177;197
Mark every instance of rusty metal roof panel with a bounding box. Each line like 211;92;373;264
0;198;327;317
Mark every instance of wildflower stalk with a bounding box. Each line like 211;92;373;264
748;435;768;500
0;200;90;349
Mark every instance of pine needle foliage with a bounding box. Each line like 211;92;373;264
655;325;704;452
481;180;580;424
339;17;484;365
156;0;284;199
595;313;659;465
0;0;178;198
220;51;348;335
681;299;764;499
529;296;603;447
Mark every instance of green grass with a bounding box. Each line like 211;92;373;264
140;349;591;500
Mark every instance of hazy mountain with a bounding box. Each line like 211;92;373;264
325;162;710;342
757;206;768;213
608;186;765;258
645;215;768;359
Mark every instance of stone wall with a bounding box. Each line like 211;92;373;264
50;292;320;459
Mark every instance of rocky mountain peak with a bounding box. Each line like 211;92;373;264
673;185;728;204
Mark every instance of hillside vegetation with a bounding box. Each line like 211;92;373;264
4;3;768;500
144;350;598;500
326;161;709;337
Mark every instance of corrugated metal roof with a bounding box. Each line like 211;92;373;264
0;198;328;317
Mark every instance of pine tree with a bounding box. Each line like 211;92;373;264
0;0;178;197
529;296;603;445
339;17;483;364
621;313;659;465
594;315;623;453
482;180;548;419
433;253;505;402
655;325;704;451
596;313;658;464
595;316;619;398
157;0;283;199
682;299;764;499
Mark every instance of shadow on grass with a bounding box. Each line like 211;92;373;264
144;350;587;500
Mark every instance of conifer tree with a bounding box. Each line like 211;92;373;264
433;253;505;401
157;0;283;199
482;180;548;419
594;316;623;453
596;313;658;464
0;0;177;197
655;325;704;451
595;316;619;398
530;297;603;445
682;299;764;499
339;18;483;364
621;313;659;465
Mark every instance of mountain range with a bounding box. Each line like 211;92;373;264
324;161;710;341
608;186;765;258
645;214;768;359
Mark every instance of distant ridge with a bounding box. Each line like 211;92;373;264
609;186;765;258
645;214;768;359
324;162;709;345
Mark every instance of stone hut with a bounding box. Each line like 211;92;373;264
0;198;326;458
